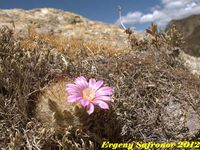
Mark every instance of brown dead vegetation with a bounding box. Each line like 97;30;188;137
0;25;200;150
20;26;127;58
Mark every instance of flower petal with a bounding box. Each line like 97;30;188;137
93;80;104;91
74;76;88;89
66;91;79;95
66;84;81;93
67;95;81;103
94;95;113;102
93;100;109;109
87;103;94;115
66;88;81;95
96;87;113;96
80;99;90;107
66;84;78;89
89;78;96;89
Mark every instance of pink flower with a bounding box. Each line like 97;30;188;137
66;76;113;115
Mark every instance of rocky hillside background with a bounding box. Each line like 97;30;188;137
1;8;199;75
0;8;200;149
0;8;131;49
166;15;200;57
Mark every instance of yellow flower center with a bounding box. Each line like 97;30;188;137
82;88;95;101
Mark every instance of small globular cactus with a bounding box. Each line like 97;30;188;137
36;76;121;142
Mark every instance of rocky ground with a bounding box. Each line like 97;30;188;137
180;52;200;75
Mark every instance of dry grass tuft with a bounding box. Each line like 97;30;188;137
20;26;127;57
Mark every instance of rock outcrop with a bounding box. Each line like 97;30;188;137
166;15;200;57
0;8;130;49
